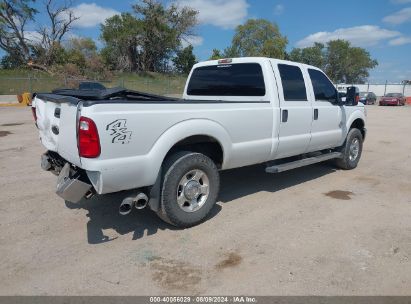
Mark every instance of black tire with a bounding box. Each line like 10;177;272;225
335;128;363;170
156;151;220;228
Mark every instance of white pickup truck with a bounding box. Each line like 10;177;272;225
33;57;366;227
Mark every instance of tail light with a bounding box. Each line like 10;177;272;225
78;116;101;158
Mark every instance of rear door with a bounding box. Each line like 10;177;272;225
272;62;313;159
306;68;343;151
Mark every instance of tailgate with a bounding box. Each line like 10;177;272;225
33;94;82;167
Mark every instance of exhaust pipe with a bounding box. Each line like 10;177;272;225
119;197;134;215
135;192;148;210
119;192;149;215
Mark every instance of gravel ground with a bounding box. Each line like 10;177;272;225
0;105;410;296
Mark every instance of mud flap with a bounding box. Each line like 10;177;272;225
148;167;162;212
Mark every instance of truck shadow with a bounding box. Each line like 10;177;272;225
219;163;336;203
66;163;336;244
65;195;222;244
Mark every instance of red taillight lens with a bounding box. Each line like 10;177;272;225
78;116;101;158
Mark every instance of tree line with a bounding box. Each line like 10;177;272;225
0;0;377;83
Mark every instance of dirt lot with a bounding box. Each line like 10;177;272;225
0;105;410;296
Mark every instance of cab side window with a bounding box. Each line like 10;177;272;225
278;64;307;101
308;69;337;102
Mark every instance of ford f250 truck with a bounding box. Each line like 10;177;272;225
33;57;366;227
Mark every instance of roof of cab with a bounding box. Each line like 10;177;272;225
192;57;321;72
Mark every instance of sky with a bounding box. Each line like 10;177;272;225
18;0;411;83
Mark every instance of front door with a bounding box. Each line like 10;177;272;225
306;68;343;152
273;63;313;159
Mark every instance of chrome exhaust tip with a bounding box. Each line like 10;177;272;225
135;193;148;210
119;197;134;215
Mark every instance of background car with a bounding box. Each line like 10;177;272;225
79;81;106;90
379;93;406;106
359;92;377;105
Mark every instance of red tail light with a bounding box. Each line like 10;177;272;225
78;116;101;158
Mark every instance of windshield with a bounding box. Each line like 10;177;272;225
385;93;402;97
359;92;367;97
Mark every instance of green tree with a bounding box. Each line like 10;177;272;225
68;38;97;60
173;45;197;74
101;1;198;72
228;19;288;59
209;49;223;60
325;40;378;83
133;0;198;72
288;40;377;83
100;13;142;71
1;54;25;69
288;43;325;69
0;0;37;65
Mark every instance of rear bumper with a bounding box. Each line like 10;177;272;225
380;101;399;106
56;163;92;202
41;152;93;203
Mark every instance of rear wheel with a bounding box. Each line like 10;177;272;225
335;128;363;170
157;151;220;228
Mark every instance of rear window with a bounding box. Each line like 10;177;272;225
278;64;307;101
187;63;266;96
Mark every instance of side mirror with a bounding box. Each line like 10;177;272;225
336;92;346;106
346;86;359;106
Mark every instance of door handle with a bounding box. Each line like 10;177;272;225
282;109;288;123
314;109;319;120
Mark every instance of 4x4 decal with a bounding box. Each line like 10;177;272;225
106;119;132;144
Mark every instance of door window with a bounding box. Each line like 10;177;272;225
308;69;337;102
278;64;308;101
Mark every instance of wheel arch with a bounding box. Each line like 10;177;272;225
349;118;366;139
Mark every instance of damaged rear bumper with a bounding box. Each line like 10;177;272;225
41;152;93;203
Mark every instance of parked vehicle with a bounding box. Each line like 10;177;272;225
32;57;366;227
359;92;377;105
379;93;406;106
79;81;106;91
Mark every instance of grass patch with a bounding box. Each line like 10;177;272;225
0;69;187;96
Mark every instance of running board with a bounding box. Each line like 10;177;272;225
265;152;342;174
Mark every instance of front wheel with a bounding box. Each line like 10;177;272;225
335;128;363;170
157;151;220;228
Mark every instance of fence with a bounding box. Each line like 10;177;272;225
0;75;187;97
336;83;411;97
1;75;410;98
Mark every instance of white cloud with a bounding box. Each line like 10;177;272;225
176;0;249;29
68;3;119;28
296;25;401;48
383;7;411;24
182;36;204;48
274;4;284;15
389;36;411;45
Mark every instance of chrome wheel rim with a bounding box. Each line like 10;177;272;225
349;138;360;162
176;169;209;213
